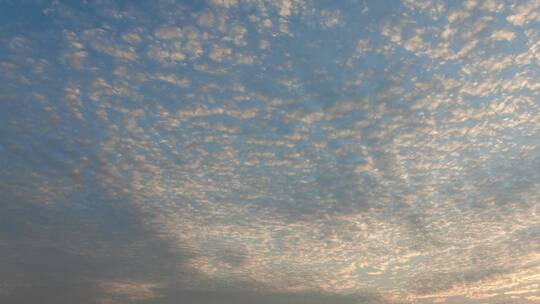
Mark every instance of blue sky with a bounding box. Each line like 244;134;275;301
1;0;539;303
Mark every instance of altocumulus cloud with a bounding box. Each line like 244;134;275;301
0;0;539;303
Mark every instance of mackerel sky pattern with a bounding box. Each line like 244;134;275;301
1;0;540;303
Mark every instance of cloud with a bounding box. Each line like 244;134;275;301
209;0;238;8
82;28;137;61
100;280;163;302
319;9;342;28
506;1;540;26
149;27;203;64
63;86;85;120
209;45;232;61
148;44;187;64
490;29;516;42
152;73;190;88
1;1;540;303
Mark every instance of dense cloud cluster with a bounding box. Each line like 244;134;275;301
0;0;539;303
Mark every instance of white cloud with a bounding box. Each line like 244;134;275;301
147;44;186;64
320;9;342;28
152;73;190;87
490;29;516;42
82;28;137;61
209;45;232;61
506;2;540;26
209;0;238;8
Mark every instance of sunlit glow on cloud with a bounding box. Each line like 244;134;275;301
0;0;539;303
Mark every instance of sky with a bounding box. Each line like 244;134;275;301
0;0;539;303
